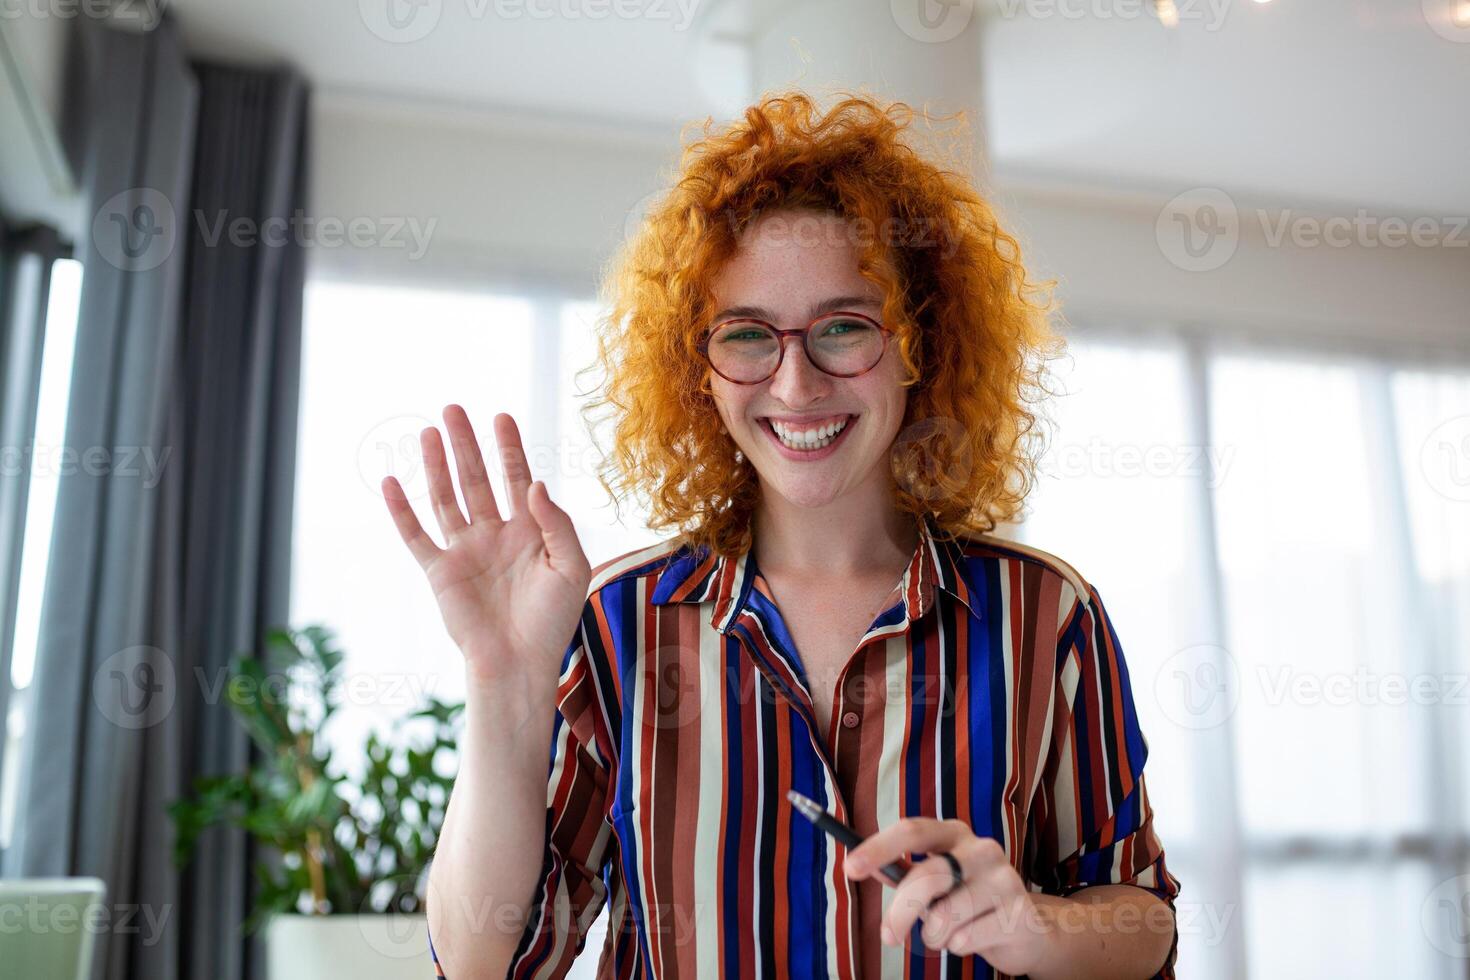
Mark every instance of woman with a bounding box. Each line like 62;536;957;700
385;92;1181;979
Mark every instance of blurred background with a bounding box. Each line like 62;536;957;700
1;1;1468;978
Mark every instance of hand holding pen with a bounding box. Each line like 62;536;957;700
788;790;1048;973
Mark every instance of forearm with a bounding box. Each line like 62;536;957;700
1025;885;1176;980
428;667;560;979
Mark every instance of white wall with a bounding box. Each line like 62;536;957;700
311;95;1470;359
0;11;80;238
308;90;686;298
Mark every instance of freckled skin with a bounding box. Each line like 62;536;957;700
707;209;908;510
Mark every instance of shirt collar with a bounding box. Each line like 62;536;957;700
649;512;982;633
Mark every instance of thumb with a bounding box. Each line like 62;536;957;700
527;481;588;576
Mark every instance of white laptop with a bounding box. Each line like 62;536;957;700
0;877;107;979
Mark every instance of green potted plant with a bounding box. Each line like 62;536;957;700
169;625;463;980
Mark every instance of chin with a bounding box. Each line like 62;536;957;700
767;481;844;510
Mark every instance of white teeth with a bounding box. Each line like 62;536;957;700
768;417;849;450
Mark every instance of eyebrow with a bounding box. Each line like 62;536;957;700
711;294;882;324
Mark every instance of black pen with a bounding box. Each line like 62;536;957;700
786;789;911;886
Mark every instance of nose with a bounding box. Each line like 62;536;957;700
767;335;833;406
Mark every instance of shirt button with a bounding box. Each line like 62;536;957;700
841;711;860;729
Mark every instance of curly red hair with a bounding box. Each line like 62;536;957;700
581;89;1063;558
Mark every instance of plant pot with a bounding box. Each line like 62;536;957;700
265;912;430;980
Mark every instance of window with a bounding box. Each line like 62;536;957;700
1;256;83;851
291;281;655;780
1020;334;1470;979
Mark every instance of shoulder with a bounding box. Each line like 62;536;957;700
584;535;691;599
947;528;1096;613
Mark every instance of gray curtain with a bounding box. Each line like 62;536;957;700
5;14;307;980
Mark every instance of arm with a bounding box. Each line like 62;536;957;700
427;660;562;978
1024;875;1177;979
429;632;616;979
378;406;603;979
1028;583;1182;979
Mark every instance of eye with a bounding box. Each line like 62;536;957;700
720;329;769;342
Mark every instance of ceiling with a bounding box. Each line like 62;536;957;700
168;0;1470;216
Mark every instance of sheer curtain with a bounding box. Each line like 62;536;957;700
1019;332;1470;979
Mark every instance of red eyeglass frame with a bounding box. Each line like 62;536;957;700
695;310;895;385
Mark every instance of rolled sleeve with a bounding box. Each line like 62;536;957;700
1029;582;1182;977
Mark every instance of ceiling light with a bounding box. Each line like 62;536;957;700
1154;0;1180;27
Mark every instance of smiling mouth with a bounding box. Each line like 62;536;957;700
761;415;853;452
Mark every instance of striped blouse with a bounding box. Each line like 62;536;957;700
429;513;1181;979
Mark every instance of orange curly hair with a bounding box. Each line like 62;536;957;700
581;89;1063;558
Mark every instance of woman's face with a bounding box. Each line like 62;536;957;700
707;209;908;512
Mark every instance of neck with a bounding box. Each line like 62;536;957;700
750;472;920;579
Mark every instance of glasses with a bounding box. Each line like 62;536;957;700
696;311;893;385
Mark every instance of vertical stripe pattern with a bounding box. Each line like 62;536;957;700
429;516;1181;978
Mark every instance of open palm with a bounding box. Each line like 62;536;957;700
380;405;591;687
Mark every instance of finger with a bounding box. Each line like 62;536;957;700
526;480;590;581
944;889;1042;957
421;426;469;537
885;853;967;948
917;838;1013;944
381;475;443;568
493;413;535;521
443;404;503;524
845;817;968;881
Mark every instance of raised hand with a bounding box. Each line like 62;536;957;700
380;405;591;689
